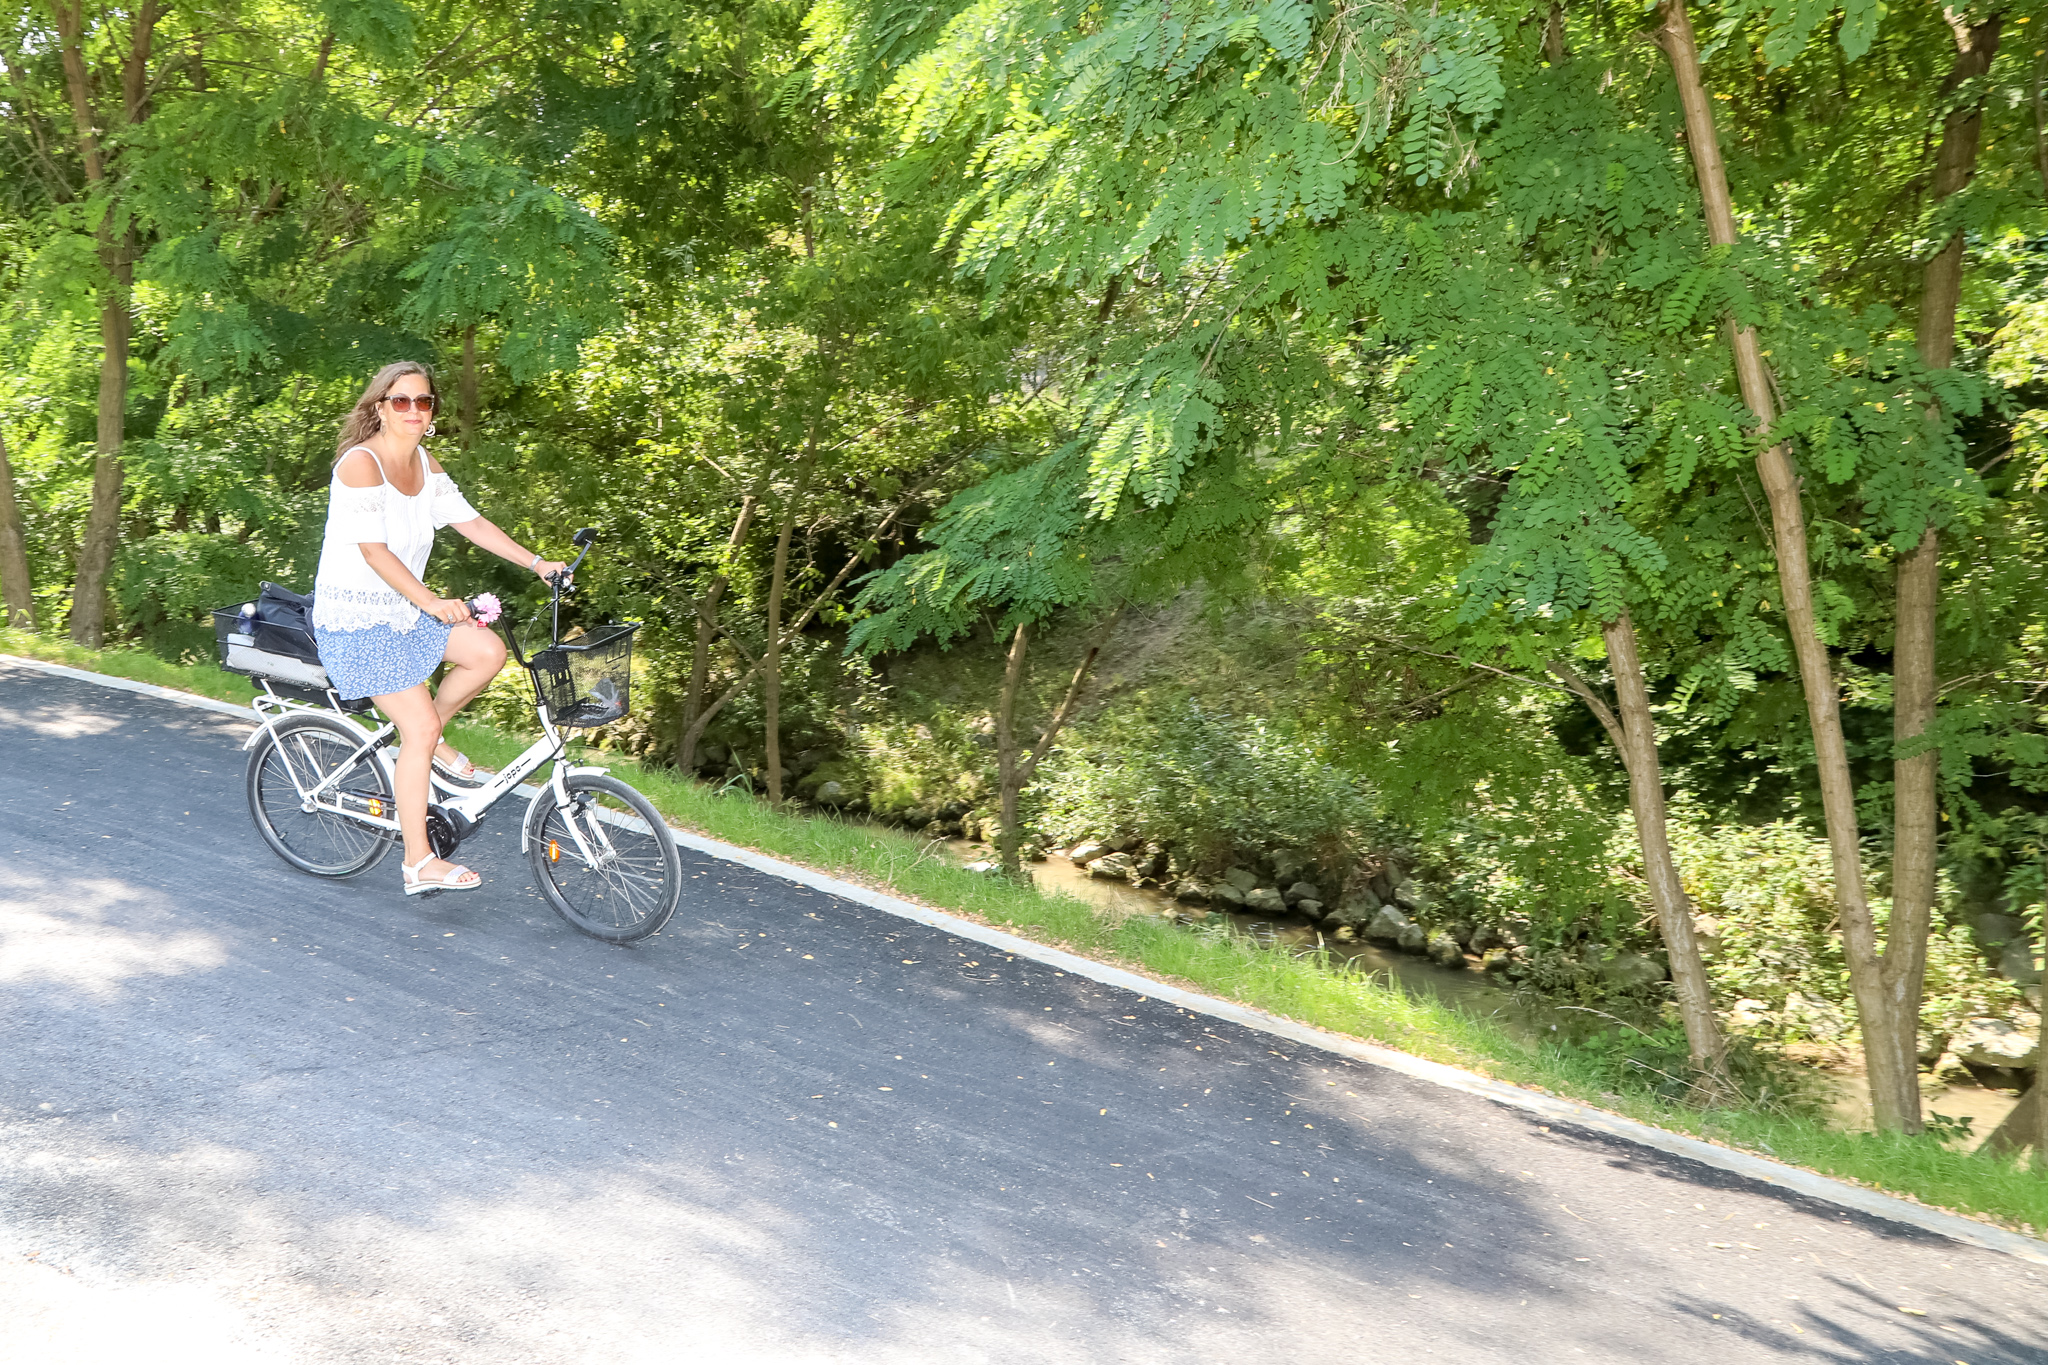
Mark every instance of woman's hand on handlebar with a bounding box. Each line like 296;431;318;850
535;558;569;585
425;596;472;625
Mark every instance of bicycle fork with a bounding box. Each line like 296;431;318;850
523;763;619;870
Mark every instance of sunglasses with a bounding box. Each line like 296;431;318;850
381;393;437;412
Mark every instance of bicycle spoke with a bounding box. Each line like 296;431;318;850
249;721;393;878
530;779;679;939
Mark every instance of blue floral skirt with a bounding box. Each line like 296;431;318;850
314;615;452;700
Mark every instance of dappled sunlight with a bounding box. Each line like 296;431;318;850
0;868;226;998
0;1093;1585;1363
3;1253;287;1365
9;708;125;738
0;683;129;738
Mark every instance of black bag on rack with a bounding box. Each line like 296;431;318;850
214;581;335;698
249;581;321;664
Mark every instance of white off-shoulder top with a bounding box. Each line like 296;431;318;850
311;445;480;634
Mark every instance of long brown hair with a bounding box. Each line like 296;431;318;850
335;361;437;458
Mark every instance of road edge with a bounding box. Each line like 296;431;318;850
1;652;254;721
9;649;2045;1268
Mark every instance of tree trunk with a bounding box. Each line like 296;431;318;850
1003;608;1123;861
762;505;795;805
761;454;816;805
681;483;918;770
458;324;481;448
2034;54;2048;199
1979;1077;2044;1163
70;264;130;648
677;492;760;772
56;0;156;649
1882;12;2004;1137
996;622;1030;876
1605;617;1729;1091
1542;2;1568;65
1552;617;1729;1092
1656;0;1914;1132
0;423;35;628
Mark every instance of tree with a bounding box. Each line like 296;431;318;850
0;418;31;627
1652;0;2003;1134
1;0;617;646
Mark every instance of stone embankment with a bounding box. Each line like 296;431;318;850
1048;834;1668;990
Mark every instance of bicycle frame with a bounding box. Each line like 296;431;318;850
242;681;612;863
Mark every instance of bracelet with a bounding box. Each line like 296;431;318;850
529;551;543;572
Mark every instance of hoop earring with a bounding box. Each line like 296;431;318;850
423;421;437;438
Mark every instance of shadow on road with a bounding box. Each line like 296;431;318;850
3;661;2043;1364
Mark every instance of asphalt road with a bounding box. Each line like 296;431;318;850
1;659;2044;1365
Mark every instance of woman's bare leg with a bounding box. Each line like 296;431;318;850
431;623;508;769
376;682;477;885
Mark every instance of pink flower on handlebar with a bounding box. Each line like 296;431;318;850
469;592;502;625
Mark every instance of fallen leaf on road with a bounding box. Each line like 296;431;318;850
1897;1307;1926;1316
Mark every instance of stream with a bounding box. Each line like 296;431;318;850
951;840;2022;1146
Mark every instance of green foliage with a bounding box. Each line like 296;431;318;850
1674;816;2025;1044
1038;701;1375;869
853;704;992;816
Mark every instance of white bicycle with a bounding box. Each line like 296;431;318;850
217;530;681;944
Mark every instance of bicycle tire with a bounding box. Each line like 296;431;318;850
246;714;397;878
525;773;681;943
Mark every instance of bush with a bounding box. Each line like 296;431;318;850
1672;816;2026;1044
1037;701;1372;869
115;531;272;662
851;705;991;818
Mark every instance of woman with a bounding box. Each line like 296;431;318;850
312;361;566;895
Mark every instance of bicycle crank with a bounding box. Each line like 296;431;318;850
425;804;479;860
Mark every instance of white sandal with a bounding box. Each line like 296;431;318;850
431;747;486;786
403;853;482;896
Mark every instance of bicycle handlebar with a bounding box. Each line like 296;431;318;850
546;528;598;597
468;528;601;671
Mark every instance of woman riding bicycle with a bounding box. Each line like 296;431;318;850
311;361;567;896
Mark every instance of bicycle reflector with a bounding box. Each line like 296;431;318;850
547;839;561;863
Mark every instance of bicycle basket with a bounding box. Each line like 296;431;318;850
528;623;639;729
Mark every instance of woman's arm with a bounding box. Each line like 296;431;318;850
446;514;567;581
360;544;471;624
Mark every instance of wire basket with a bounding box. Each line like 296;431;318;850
528;623;639;729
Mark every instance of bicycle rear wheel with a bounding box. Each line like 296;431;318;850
247;715;396;877
525;774;681;943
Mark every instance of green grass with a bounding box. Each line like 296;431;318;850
6;627;2045;1237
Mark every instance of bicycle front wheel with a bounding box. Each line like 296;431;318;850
525;774;681;943
247;715;396;878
